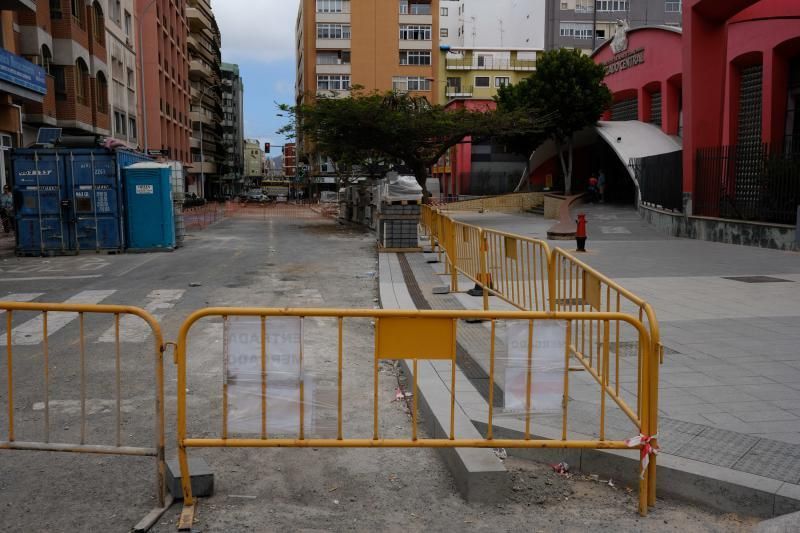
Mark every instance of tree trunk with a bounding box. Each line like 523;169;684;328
567;139;574;195
411;160;430;198
556;142;569;195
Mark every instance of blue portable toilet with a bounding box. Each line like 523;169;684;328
123;163;176;251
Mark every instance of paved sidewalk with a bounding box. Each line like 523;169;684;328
391;203;800;516
449;205;800;444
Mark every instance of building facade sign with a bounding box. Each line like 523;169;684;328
0;48;47;95
604;48;645;76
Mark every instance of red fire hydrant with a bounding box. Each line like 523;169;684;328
576;213;587;252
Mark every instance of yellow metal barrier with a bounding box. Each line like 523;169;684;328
549;249;662;505
437;192;545;213
175;307;658;529
0;302;168;521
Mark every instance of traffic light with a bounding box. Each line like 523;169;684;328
264;143;270;153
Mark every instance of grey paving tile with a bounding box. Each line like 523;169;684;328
736;384;800;402
711;401;783;413
682;386;761;404
733;438;800;484
661;372;723;387
674;427;760;468
752;432;800;444
700;412;754;434
733;410;800;423
715;375;779;386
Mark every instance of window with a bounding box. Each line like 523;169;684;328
41;45;52;75
92;2;105;46
595;0;627;12
114;111;126;136
441;7;448;16
665;1;681;13
71;0;84;28
392;76;431;92
477;54;491;67
440;28;448;38
127;67;134;87
560;22;593;39
317;23;351;39
400;24;432;40
124;11;132;37
399;1;431;15
475;76;490;88
495;77;510;88
317;74;350;91
575;0;593;12
75;59;89;104
52;66;67;100
400;50;431;65
110;0;121;24
317;50;350;64
96;72;108;112
316;0;347;13
50;0;63;19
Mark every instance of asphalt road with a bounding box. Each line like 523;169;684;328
0;213;760;532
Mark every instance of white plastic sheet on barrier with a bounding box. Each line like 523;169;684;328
225;316;317;435
503;320;568;413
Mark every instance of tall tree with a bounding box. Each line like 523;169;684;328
289;90;539;194
496;48;612;194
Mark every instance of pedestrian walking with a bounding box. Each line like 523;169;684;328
598;169;607;203
587;174;600;203
1;185;14;234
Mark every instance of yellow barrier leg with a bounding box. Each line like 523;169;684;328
177;444;196;530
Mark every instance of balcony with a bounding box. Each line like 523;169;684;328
189;59;214;81
188;161;218;175
188;34;216;63
190;110;215;126
187;6;213;33
445;58;536;72
445;85;473;98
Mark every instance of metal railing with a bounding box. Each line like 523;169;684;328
0;302;167;524
445;59;537;71
694;142;800;225
175;307;658;529
631;150;683;212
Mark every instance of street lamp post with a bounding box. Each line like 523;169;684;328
138;0;158;154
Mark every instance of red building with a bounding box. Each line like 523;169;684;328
524;0;799;249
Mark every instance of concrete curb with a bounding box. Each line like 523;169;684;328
378;252;511;503
468;411;800;519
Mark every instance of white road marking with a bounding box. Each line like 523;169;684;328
11;290;116;345
0;293;44;315
0;275;103;281
97;289;185;343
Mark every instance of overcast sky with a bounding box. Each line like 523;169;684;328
213;0;298;155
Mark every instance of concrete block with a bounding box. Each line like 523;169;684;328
755;510;800;533
775;482;800;516
399;359;510;503
166;457;214;499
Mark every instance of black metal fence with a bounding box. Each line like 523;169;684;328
695;142;800;225
631;150;684;212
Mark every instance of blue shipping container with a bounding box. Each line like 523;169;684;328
12;148;151;256
123;163;176;251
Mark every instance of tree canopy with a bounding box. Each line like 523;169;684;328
496;48;611;193
286;89;548;193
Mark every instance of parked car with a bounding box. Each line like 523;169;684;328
275;195;288;203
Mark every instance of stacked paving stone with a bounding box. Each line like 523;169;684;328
379;202;421;249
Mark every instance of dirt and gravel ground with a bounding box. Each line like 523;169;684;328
0;211;763;532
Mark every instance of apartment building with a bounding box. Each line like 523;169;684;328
547;0;682;53
106;0;138;148
17;1;111;144
296;0;440;106
439;0;546;49
282;143;297;179
221;62;244;191
296;0;440;174
243;139;263;187
186;0;223;198
136;0;191;166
